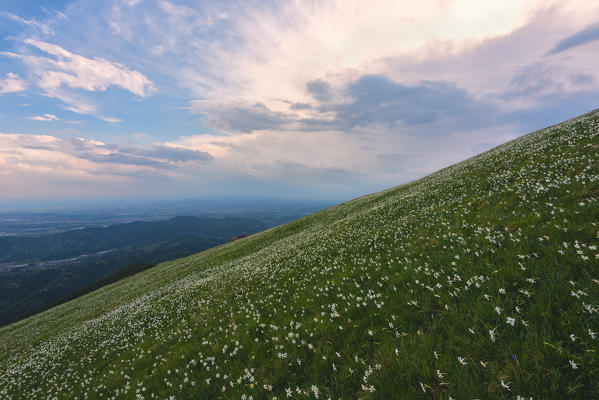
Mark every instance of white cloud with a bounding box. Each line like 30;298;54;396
2;0;599;200
46;89;96;113
23;39;154;97
0;123;516;200
100;116;122;123
182;0;534;115
159;1;198;17
51;0;599;132
0;73;27;94
0;51;21;59
4;38;155;121
0;133;211;182
150;0;595;139
0;11;55;36
40;88;121;121
27;113;59;121
122;0;143;6
169;122;518;192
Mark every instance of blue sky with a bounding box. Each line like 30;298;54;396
1;0;599;202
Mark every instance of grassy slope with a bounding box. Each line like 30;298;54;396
0;109;598;399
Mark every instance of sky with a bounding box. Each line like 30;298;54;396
1;0;599;202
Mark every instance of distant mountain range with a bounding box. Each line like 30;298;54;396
0;216;268;325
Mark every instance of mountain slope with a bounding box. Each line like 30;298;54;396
1;109;598;399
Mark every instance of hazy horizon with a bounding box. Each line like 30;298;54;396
0;195;338;212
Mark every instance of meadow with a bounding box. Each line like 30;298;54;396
0;109;598;399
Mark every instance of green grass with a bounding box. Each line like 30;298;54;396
1;109;598;399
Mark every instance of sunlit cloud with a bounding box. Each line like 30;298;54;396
165;0;599;136
21;39;154;97
0;73;27;94
0;11;55;36
1;0;598;200
27;113;59;121
0;133;212;177
183;0;532;122
4;38;155;121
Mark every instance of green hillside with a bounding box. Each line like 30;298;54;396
1;109;598;399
